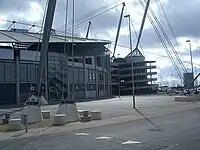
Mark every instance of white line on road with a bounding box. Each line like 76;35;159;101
74;133;90;136
122;140;142;145
95;136;112;140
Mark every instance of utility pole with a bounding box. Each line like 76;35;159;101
110;2;125;61
71;0;75;101
124;14;135;108
36;0;57;102
118;65;121;98
186;40;194;75
124;15;132;52
131;62;136;109
186;40;194;89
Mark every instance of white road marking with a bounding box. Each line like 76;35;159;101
95;136;112;140
122;140;142;145
165;119;180;124
74;133;90;136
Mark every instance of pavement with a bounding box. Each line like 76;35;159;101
0;101;200;150
41;95;197;119
2;94;196;119
0;94;199;119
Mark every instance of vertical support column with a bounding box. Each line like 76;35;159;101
66;56;70;100
131;62;136;109
14;48;20;104
95;56;98;99
16;51;20;104
150;62;152;85
44;52;48;101
71;0;75;101
118;64;120;97
36;0;57;95
110;58;113;97
103;56;106;97
107;56;111;97
83;56;87;100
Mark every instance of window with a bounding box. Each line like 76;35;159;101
79;68;84;82
97;56;101;66
74;68;79;82
5;63;15;82
20;63;28;82
27;64;36;82
88;70;96;82
93;72;96;81
20;50;39;61
0;48;13;59
98;72;104;81
74;58;79;62
89;71;92;81
85;57;92;65
73;57;83;63
0;62;4;81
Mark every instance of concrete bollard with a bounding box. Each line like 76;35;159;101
3;113;10;124
56;101;80;123
81;110;91;122
0;116;3;125
8;119;23;131
53;114;66;125
42;110;51;119
91;110;102;120
78;110;85;117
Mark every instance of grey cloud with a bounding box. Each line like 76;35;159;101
0;0;123;35
159;0;200;39
119;0;200;50
54;0;123;34
0;0;200;50
180;48;200;58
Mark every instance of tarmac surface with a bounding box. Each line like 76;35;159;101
0;94;197;121
0;103;200;150
41;95;192;119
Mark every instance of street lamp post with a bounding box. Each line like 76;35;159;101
124;14;135;109
186;40;194;75
71;0;75;101
124;14;133;52
131;62;136;109
117;54;121;99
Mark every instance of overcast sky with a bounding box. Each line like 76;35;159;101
0;0;200;86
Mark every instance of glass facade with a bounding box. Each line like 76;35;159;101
0;62;4;82
5;62;15;82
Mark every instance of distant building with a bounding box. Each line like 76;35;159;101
183;73;194;89
111;49;158;95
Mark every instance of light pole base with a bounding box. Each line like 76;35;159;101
22;105;42;124
56;100;80;123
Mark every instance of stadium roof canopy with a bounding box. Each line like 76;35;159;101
0;29;111;56
0;30;111;44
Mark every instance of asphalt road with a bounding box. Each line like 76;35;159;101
1;106;200;150
41;95;189;119
5;95;198;120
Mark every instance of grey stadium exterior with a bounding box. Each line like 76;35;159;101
0;29;112;105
